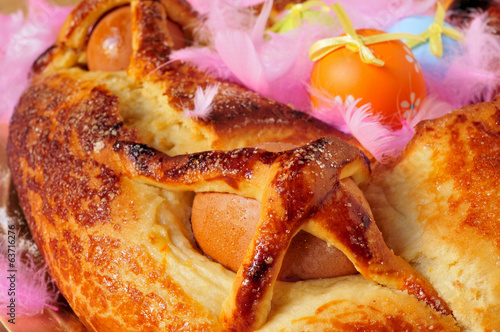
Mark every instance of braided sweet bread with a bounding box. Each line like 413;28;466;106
8;0;499;330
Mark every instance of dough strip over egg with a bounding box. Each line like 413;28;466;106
114;136;451;331
27;0;451;329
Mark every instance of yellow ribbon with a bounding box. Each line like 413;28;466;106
269;0;332;33
309;3;424;66
405;2;464;58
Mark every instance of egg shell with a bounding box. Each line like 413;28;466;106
310;29;427;129
87;6;133;72
388;16;461;77
87;6;186;72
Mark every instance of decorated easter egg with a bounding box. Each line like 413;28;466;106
388;16;461;76
310;29;427;129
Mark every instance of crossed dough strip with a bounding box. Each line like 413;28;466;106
22;0;450;329
114;136;451;331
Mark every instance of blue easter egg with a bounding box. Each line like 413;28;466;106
388;16;461;77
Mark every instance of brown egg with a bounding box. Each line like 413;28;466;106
166;19;187;50
87;6;186;72
191;142;359;281
87;6;133;72
191;192;358;281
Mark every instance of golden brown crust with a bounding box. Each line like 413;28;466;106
365;100;500;330
159;0;198;34
59;0;130;48
44;0;359;152
112;130;450;330
171;77;355;150
8;76;221;330
9;72;456;331
6;0;463;331
190;142;358;282
130;1;172;75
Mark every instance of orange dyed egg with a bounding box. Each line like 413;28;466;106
311;29;426;129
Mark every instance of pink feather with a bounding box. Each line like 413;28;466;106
0;11;23;53
261;23;342;112
209;0;272;95
203;0;264;34
0;211;60;316
172;0;268;76
329;0;436;30
183;84;220;119
406;95;454;128
214;30;271;94
185;0;265;16
170;47;235;80
250;0;272;42
171;0;341;112
0;0;72;124
429;12;500;107
0;0;70;316
310;92;400;161
310;87;455;161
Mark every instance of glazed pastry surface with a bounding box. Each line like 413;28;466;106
9;0;496;330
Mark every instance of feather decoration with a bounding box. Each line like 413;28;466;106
0;209;60;316
173;0;266;63
311;92;399;161
173;0;500;159
207;0;272;95
0;11;23;53
169;48;235;80
310;87;454;161
0;0;72;123
214;29;271;94
171;0;341;112
0;0;70;316
387;96;455;155
185;0;266;16
171;0;269;82
183;84;220;119
331;0;437;30
431;12;500;107
406;94;454;127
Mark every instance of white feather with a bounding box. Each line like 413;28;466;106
183;84;220;119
